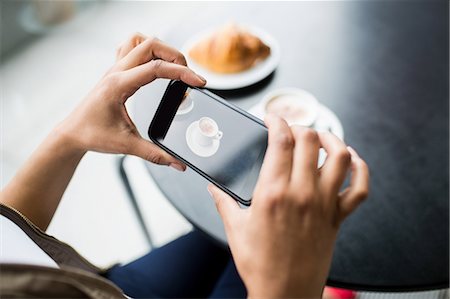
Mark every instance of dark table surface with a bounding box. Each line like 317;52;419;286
133;1;449;292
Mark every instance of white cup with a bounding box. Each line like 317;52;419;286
194;117;223;146
262;88;319;127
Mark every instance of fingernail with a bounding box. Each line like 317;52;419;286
169;162;185;172
196;74;207;83
347;146;360;158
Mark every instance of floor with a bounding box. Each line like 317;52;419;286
0;2;447;298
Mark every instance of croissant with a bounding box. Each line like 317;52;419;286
189;24;271;74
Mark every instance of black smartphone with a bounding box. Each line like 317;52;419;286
148;80;268;206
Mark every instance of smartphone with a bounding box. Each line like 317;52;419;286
148;80;268;206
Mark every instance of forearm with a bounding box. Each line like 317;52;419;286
1;127;86;231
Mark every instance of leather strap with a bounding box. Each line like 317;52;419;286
0;203;103;274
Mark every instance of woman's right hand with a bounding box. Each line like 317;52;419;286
208;115;369;298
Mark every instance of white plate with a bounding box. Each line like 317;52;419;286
181;26;281;90
186;121;220;157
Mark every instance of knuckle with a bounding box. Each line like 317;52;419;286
258;185;287;206
294;198;312;212
335;148;351;165
300;188;316;203
294;127;319;143
272;131;294;150
130;32;144;42
146;36;159;47
150;59;163;71
269;188;285;202
294;188;315;209
146;152;162;164
354;188;369;201
273;115;288;127
287;183;316;205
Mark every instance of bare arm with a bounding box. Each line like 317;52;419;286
1;131;85;230
0;33;206;230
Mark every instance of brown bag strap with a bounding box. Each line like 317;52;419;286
1;263;125;298
0;203;104;274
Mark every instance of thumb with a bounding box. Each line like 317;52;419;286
207;184;243;229
127;137;186;171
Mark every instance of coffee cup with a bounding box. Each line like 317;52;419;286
262;88;319;127
194;117;223;146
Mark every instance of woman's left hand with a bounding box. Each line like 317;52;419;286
1;33;205;230
57;33;206;170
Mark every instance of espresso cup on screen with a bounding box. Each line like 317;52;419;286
194;117;223;146
262;88;319;127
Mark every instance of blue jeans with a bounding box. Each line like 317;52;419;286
105;230;247;298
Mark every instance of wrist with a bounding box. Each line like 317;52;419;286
248;289;323;299
50;123;87;158
246;278;323;299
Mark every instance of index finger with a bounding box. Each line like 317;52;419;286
118;60;206;101
338;147;369;220
290;126;320;186
116;32;147;61
254;114;294;191
115;38;187;71
318;132;351;197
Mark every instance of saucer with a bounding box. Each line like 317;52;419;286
248;102;344;140
248;100;344;167
313;104;344;140
176;100;194;115
261;88;319;127
186;121;221;157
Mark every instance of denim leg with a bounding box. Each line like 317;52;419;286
208;259;247;298
105;230;230;298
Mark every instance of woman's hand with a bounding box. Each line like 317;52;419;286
57;33;206;170
208;115;369;298
1;33;205;230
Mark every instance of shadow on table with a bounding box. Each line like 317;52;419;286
211;71;276;100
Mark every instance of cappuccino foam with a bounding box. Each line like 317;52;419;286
199;118;216;135
266;95;314;125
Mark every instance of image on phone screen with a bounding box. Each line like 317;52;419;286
150;83;268;204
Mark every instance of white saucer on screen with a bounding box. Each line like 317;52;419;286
186;121;221;157
176;100;194;115
248;101;344;167
181;26;281;90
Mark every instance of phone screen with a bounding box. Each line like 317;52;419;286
153;85;268;204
